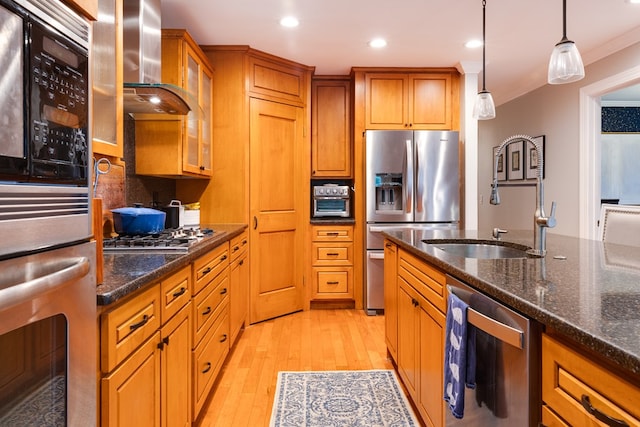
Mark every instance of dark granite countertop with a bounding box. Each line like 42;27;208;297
382;228;640;376
97;224;247;306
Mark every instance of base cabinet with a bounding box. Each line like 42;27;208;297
393;248;446;427
310;225;354;301
383;240;398;362
542;333;640;426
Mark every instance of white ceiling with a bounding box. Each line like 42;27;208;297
160;0;640;106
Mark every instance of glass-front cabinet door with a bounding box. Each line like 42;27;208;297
199;66;213;173
184;47;200;174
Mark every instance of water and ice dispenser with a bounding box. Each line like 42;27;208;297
374;173;403;212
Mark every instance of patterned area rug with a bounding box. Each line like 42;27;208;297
270;370;419;427
0;375;65;426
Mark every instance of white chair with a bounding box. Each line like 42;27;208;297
598;204;640;247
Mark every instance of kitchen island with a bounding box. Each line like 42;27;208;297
383;228;640;375
383;228;640;426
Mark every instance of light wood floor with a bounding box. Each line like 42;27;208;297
196;309;395;426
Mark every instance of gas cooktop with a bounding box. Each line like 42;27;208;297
103;228;214;252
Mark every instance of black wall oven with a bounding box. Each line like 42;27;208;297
0;0;91;258
0;0;95;426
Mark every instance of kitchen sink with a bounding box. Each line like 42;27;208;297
423;239;531;259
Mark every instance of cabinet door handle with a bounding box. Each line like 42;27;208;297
199;165;205;171
239;260;244;266
129;315;149;331
220;287;228;295
202;362;212;374
385;243;392;248
581;395;629;427
220;334;228;343
173;287;187;298
202;306;212;316
253;216;258;230
157;336;170;350
411;298;419;307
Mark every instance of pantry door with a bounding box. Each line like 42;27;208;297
249;98;306;323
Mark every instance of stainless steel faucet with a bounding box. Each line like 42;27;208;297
490;134;556;257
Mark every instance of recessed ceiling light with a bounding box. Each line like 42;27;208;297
279;16;299;27
626;0;640;4
369;38;387;48
465;39;483;49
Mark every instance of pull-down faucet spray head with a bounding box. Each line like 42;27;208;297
490;178;500;205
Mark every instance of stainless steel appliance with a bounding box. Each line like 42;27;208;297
365;130;460;313
0;0;92;258
103;227;215;252
0;1;95;425
313;184;351;218
445;275;541;426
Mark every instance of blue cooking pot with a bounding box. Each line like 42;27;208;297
112;204;166;235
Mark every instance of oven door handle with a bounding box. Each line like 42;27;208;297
368;252;385;260
0;257;90;312
447;285;524;349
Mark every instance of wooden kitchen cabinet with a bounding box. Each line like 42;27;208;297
134;29;213;178
364;71;459;130
396;248;446;427
310;225;354;301
311;77;352;177
177;46;313;323
100;265;192;427
229;230;249;344
383;239;398;362
542;333;640;426
191;243;231;419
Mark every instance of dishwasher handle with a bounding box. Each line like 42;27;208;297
447;285;524;349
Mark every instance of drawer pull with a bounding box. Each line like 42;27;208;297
202;267;212;276
202;362;212;374
326;252;340;256
202;306;212;316
129;315;149;331
581;395;629;427
239;260;244;266
326;232;339;236
220;334;228;343
220;288;228;295
242;239;247;245
411;298;419;307
326;281;340;285
233;245;240;251
220;255;228;261
173;287;187;298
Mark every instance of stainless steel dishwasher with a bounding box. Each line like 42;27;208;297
445;275;541;426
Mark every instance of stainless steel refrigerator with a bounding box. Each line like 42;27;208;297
365;130;460;314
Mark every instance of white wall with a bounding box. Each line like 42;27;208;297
477;41;640;238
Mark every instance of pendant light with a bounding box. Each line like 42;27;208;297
548;0;584;84
473;0;496;120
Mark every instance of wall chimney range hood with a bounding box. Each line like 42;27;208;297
123;0;192;116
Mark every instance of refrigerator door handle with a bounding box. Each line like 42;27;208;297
368;251;385;260
404;139;413;215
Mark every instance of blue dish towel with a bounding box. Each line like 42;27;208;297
443;292;474;419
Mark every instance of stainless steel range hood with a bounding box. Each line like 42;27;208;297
123;0;192;116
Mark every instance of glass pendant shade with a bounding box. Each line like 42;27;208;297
473;90;496;120
548;39;585;84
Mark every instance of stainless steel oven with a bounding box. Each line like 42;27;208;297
312;184;351;218
0;0;92;259
0;1;95;425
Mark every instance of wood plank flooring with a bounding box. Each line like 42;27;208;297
196;309;394;426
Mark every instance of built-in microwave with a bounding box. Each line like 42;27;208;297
0;0;92;258
313;184;351;218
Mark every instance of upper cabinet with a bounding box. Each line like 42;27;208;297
134;29;214;178
63;0;98;20
311;77;352;178
364;71;459;130
91;0;123;158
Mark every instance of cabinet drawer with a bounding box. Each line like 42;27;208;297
398;249;446;313
229;230;249;263
192;271;229;346
542;405;570;427
542;334;640;426
160;265;191;323
101;285;161;373
313;267;352;296
311;242;353;265
311;225;353;242
193;306;229;416
193;243;229;295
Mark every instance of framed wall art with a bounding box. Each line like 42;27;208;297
525;135;545;180
507;140;524;181
492;146;507;181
